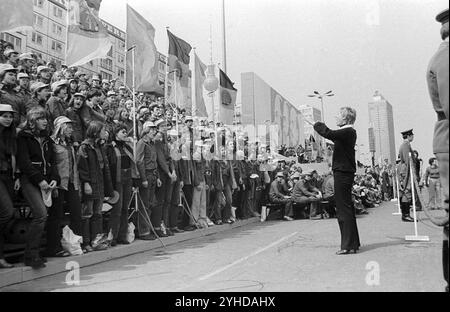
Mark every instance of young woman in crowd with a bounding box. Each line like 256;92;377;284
0;104;18;269
106;124;135;246
45;116;82;258
77;121;114;253
114;107;133;136
17;106;60;268
65;93;86;146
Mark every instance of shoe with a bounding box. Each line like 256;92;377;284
139;234;156;241
336;249;357;255
206;218;215;226
214;220;223;225
92;243;108;251
24;257;46;269
166;229;175;236
83;245;93;253
155;229;169;237
402;215;415;222
283;216;294;221
170;227;185;234
310;215;322;220
0;259;14;269
184;225;197;232
224;219;234;224
110;240;117;247
116;240;131;245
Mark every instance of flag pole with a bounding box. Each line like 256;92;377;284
175;69;179;133
165;26;170;110
192;48;197;119
392;166;402;215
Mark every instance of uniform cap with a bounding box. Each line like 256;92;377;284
3;48;18;57
143;121;156;129
401;129;414;136
17;73;30;79
0;64;18;75
51;80;69;92
276;172;285;178
31;82;50;93
19;52;34;61
0;104;16;113
107;91;116;97
37;66;51;74
436;8;449;24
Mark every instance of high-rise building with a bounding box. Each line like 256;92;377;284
1;0;166;87
368;91;396;165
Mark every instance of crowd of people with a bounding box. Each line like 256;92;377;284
1;46;386;270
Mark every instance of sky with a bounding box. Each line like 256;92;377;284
100;0;448;163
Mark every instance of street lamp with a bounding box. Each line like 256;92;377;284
307;90;334;157
307;90;335;123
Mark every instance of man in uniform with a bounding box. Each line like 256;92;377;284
426;7;449;292
397;129;416;222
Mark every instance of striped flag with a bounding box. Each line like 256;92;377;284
0;0;33;33
126;5;159;92
167;30;192;109
66;0;113;67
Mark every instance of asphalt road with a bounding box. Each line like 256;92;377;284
1;200;446;292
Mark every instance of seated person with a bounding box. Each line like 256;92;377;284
322;173;336;218
291;169;323;220
269;171;294;221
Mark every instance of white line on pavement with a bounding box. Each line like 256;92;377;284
198;232;299;281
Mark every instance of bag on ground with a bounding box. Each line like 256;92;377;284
61;225;83;256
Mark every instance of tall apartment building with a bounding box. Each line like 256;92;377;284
1;0;166;87
368;91;396;164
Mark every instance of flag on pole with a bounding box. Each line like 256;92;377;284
167;30;192;109
219;69;237;124
0;0;33;33
126;5;160;92
66;0;113;67
194;53;208;117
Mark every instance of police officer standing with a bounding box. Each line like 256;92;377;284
397;129;416;222
426;7;449;292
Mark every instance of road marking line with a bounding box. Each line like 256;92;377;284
198;232;299;281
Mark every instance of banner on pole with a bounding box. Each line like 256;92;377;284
126;5;160;93
0;0;33;33
66;0;113;67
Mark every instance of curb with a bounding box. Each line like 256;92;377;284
0;217;260;289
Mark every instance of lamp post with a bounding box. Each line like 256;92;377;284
307;90;335;123
308;90;334;157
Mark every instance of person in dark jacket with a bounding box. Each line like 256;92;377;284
46;80;68;125
0;104;18;269
136;121;161;240
269;171;294;221
17;107;60;268
0;64;26;126
313;107;360;255
77;121;114;253
65;93;86;146
106;125;135;246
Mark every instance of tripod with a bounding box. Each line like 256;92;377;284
127;185;166;248
179;189;207;235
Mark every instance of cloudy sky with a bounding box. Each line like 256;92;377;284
100;0;447;162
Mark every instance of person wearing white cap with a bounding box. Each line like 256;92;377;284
18;53;35;75
0;64;26;125
47;80;69;124
37;65;52;84
135;120;161;240
45;116;81;258
17;107;59;268
26;82;50;113
3;48;19;67
16;72;32;105
0;104;18;269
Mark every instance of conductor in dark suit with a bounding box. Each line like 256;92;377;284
313;107;360;255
